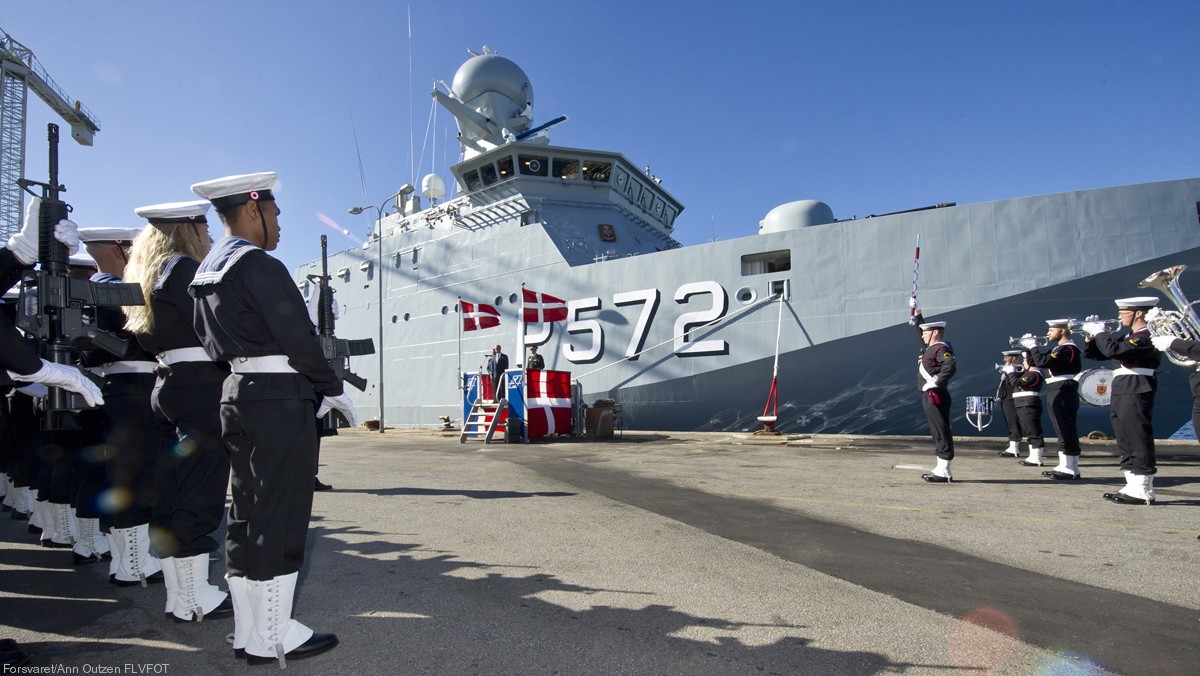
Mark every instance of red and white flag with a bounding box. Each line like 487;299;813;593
522;287;568;323
461;301;501;331
525;369;573;438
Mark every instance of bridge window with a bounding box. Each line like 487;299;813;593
463;170;482;192
520;155;548;176
553;157;580;180
480;163;498;186
497;155;514;179
582;161;611;182
741;250;791;275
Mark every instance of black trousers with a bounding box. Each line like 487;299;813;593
35;427;80;505
5;393;38;489
1110;391;1156;475
1189;371;1200;444
72;408;110;519
921;388;954;460
221;398;318;580
151;368;230;558
999;397;1020;442
1045;382;1081;456
1014;401;1044;447
103;374;166;530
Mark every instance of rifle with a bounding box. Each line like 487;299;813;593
15;123;145;430
307;234;374;430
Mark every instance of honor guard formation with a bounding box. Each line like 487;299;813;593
2;160;1199;670
0;169;357;668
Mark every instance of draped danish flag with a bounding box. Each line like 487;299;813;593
525;368;572;438
461;300;501;331
522;287;568;323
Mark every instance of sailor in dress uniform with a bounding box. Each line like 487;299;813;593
189;172;354;665
124;201;233;619
913;310;956;482
1008;353;1046;466
1081;297;1161;504
1150;334;1200;442
995;350;1024;458
1026;319;1083;479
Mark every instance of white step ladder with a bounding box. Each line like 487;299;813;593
460;398;507;444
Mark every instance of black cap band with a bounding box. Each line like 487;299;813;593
210;189;275;212
148;216;208;226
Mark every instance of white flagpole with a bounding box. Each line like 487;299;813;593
457;296;463;396
519;283;527;441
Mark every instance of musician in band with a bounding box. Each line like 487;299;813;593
995;350;1024;457
190;172;352;665
911;306;956;482
1007;354;1046;466
1150;334;1200;444
1027;319;1083;479
1082;297;1161;505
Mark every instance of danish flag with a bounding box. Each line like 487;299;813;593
523;287;568;323
525;369;573;438
461;301;501;331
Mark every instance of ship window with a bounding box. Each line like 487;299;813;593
391;315;398;323
480;163;499;186
663;205;677;228
583;161;611;182
403;313;410;321
736;287;757;304
496;155;514;179
464;170;482;191
494;296;503;306
509;293;518;304
520;155;548;176
741;250;791;275
639;186;654;210
553;157;580;180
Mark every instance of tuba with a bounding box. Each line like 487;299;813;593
1138;265;1200;368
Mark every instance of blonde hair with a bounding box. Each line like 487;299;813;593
122;222;211;334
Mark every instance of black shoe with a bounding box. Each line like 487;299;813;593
2;503;11;512
171;594;233;623
1;650;29;668
233;648;246;660
110;570;165;587
1043;470;1081;480
1103;491;1154;505
1017;460;1043;467
27;524;41;535
11;510;29;521
39;539;72;549
73;551;110;566
245;633;339;665
921;473;951;483
997;450;1019;457
314;479;333;491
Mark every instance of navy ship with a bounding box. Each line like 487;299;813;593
295;51;1200;437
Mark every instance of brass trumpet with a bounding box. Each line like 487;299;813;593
1139;264;1200;368
1067;317;1121;337
1008;333;1047;349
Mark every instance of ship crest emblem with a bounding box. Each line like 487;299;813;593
1095;378;1108;397
598;223;617;242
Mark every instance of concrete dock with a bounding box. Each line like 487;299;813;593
1;429;1197;675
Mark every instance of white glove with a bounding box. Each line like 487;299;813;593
1081;322;1104;338
1151;335;1176;351
1001;364;1016;374
15;382;48;398
305;290;320;325
908;296;918;310
8;359;104;407
1019;334;1038;350
316;392;359;428
6;196;42;264
55;218;80;255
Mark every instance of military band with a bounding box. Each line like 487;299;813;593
912;308;956;482
995;350;1024;457
1008;354;1046;467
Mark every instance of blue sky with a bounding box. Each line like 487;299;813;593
3;1;1198;273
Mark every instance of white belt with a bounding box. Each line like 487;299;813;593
158;347;215;366
1046;375;1078;384
1113;366;1155;378
88;360;157;376
228;355;298;374
1013;391;1040;398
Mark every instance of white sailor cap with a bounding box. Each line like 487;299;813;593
78;227;142;244
134;200;210;225
919;321;946;330
1045;318;1070;328
1001;349;1023;356
1114;296;1159;311
191;172;277;211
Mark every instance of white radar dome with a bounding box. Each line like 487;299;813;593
451;54;533;111
758;200;835;234
421;173;445;201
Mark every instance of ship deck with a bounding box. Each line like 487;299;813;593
2;429;1197;674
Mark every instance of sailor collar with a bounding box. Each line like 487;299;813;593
190;236;262;287
154;254;189;292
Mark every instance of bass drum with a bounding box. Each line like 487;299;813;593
1077;368;1114;407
